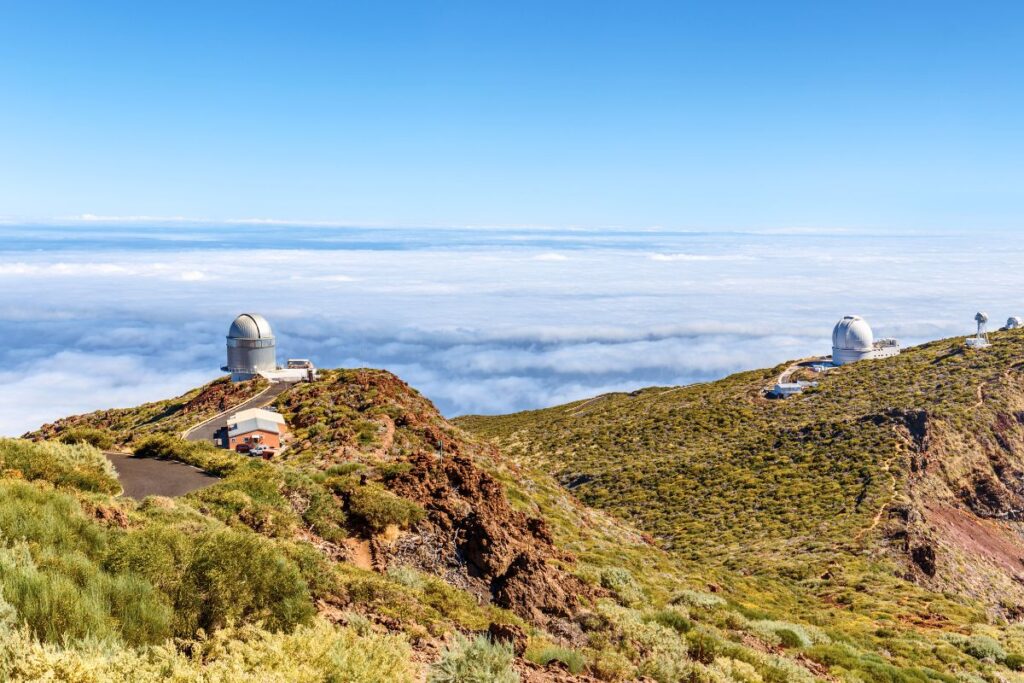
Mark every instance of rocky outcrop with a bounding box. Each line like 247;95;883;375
386;451;594;626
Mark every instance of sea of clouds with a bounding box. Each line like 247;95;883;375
1;223;1022;436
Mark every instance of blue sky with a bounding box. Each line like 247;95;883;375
3;4;1024;434
2;1;1023;229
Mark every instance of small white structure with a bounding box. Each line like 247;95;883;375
831;315;901;365
966;312;991;349
770;381;817;399
1004;316;1022;330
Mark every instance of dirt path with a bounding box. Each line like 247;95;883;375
855;440;902;543
342;538;373;570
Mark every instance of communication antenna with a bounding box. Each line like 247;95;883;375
966;311;991;349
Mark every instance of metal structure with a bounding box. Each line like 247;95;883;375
222;313;277;381
831;315;901;365
966;311;991;349
1006;316;1022;330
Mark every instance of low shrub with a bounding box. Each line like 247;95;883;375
133;435;239;476
599;567;645;608
0;438;118;493
174;528;315;635
428;633;519;683
57;427;115;450
348;484;425;533
648;608;692;634
672;589;725;609
529;645;586;674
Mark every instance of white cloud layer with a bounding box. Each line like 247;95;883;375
1;224;1023;435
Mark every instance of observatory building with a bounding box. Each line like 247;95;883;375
831;315;901;366
221;313;317;382
223;313;278;381
1004;316;1022;330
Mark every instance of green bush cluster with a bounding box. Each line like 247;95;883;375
134;435;240;476
0;438;119;493
428;634;519;683
348;484;425;533
57;427;115;450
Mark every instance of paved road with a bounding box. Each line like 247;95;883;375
104;451;219;499
183;381;295;446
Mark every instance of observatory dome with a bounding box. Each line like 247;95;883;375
225;313;277;381
228;313;273;340
831;315;893;365
832;316;874;352
1007;316;1023;330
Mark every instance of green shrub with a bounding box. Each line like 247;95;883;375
672;589;725;609
599;567;645;608
134;434;238;476
174;529;315;635
0;483;173;647
348;485;425;533
428;633;519;683
949;633;1005;662
0;438;118;493
57;427;115;451
1005;653;1024;671
648;608;692;634
529;645;586;674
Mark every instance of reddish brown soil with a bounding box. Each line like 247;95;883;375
924;502;1024;579
386;451;596;627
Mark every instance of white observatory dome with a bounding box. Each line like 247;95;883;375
225;313;277;381
832;316;874;351
1007;316;1023;330
832;315;877;365
228;313;274;340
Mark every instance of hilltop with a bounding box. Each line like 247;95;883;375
8;354;1024;680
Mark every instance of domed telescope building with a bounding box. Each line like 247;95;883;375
831;315;901;366
223;313;278;381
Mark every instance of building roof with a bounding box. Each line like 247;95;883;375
228;417;282;438
228;313;274;340
228;408;285;425
832;315;874;351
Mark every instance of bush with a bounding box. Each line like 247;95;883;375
0;438;119;493
529;645;586;674
428;633;519;683
348;485;425;533
949;633;1005;662
0;617;415;682
57;427;115;451
133;435;238;476
599;567;645;608
1005;653;1024;671
174;529;315;636
672;589;725;609
648;608;692;634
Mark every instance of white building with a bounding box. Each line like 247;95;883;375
222;314;317;383
223;313;277;381
831;315;901;366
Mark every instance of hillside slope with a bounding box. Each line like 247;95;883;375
13;369;871;682
459;329;1024;676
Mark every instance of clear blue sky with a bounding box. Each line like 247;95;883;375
1;1;1022;230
